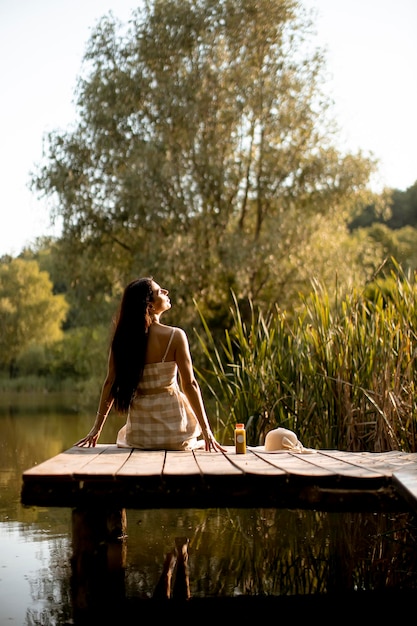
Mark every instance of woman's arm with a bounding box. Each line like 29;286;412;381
74;351;115;447
174;328;226;452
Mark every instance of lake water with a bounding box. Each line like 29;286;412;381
1;393;417;623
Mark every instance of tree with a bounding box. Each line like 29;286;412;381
349;181;417;231
33;0;378;325
0;258;69;376
24;238;118;329
386;182;417;229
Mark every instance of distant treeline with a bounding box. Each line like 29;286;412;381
350;181;417;230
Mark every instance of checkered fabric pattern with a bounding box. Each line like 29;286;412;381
116;329;202;450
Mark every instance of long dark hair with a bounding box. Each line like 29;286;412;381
111;277;154;412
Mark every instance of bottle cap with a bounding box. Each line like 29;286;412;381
236;423;245;428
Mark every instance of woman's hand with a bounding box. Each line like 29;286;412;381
203;430;228;453
74;427;101;448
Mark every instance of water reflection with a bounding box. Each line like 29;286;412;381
0;520;72;624
1;394;417;624
123;507;417;598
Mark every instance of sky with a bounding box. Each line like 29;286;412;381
0;0;416;258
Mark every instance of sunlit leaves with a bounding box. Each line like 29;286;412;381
0;259;69;371
32;0;377;324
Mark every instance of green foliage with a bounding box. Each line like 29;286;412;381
349;180;417;230
0;258;69;374
195;264;417;452
43;325;110;383
23;239;121;329
387;181;417;228
32;0;378;326
363;223;417;275
15;344;48;376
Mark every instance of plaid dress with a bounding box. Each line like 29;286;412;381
116;328;203;450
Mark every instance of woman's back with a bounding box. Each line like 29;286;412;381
145;323;176;364
116;325;203;450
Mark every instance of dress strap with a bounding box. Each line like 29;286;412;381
161;328;176;362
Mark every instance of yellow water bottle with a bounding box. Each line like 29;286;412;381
235;423;246;454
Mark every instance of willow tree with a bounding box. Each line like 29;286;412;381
33;0;379;327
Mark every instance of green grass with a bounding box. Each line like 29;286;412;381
195;264;417;452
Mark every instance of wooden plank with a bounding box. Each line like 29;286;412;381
116;449;166;476
22;445;110;478
251;450;334;477
193;448;244;476
392;469;417;513
222;450;289;475
332;451;417;475
192;452;292;509
162;451;202;476
73;446;131;478
289;450;388;478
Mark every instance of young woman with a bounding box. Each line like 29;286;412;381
75;277;225;452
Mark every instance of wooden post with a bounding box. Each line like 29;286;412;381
70;508;127;622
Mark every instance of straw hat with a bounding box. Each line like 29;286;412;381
264;427;310;453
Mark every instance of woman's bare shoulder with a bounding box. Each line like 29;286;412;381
151;324;187;345
168;326;187;341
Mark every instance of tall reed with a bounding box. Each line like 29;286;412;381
195;264;417;451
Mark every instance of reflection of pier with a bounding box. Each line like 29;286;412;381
21;445;417;619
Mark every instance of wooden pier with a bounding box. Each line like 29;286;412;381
20;445;417;621
21;444;417;512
